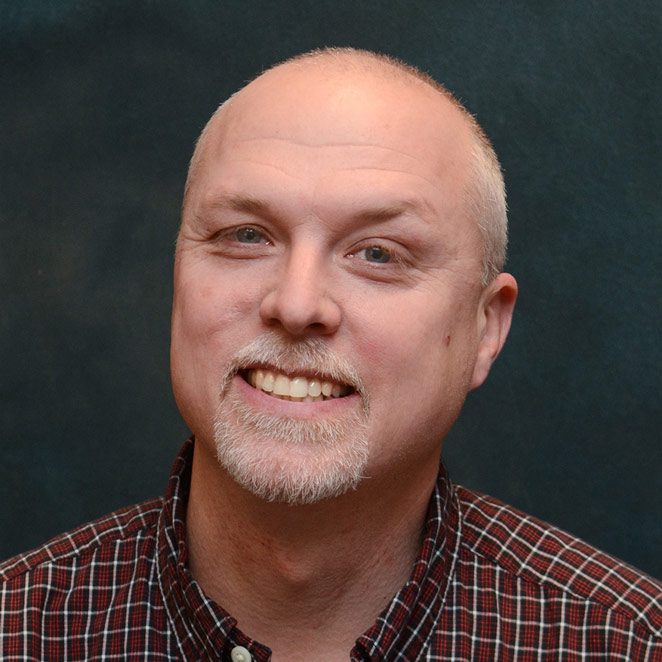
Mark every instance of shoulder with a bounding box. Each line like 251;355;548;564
0;497;163;584
455;485;662;638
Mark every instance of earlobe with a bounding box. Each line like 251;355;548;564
470;273;518;390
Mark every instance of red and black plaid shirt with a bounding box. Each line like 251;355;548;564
1;438;660;660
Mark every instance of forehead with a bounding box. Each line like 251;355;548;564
187;63;477;235
214;66;470;166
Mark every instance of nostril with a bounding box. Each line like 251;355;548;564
258;267;342;336
306;321;330;333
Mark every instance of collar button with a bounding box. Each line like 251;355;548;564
231;645;252;662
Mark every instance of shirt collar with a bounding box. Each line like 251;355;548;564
353;460;460;660
156;438;460;660
156;438;272;660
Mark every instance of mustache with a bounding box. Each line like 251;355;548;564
221;333;368;401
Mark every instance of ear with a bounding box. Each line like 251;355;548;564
470;273;518;390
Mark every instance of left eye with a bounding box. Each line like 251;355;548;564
360;246;392;263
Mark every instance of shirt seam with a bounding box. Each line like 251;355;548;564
458;538;661;640
0;499;163;583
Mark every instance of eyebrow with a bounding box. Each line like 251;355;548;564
203;194;271;216
352;204;420;224
199;193;434;226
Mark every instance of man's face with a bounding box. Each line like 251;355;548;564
171;66;490;503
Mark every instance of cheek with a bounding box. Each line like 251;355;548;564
348;291;453;370
171;264;256;369
345;302;445;437
349;290;478;413
173;264;262;344
171;264;265;437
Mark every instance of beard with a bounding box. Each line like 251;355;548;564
213;333;370;505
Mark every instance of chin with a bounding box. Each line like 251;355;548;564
212;397;370;505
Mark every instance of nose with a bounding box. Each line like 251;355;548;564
259;245;342;337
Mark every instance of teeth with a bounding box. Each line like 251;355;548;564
253;369;264;388
273;375;290;396
289;377;309;398
245;369;351;402
262;371;274;392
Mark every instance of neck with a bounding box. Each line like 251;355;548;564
185;438;440;659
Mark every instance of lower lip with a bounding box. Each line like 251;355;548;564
232;374;361;419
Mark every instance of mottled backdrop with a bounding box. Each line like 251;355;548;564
1;0;660;577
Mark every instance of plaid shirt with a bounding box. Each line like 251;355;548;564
1;439;660;661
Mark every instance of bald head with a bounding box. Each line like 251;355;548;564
183;48;507;283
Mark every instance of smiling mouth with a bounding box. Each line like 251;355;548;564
240;368;355;403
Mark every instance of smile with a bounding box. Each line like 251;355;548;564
241;368;354;402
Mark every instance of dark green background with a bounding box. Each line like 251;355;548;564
1;1;660;578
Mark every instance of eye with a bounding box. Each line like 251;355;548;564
208;224;274;258
232;226;268;244
359;245;392;263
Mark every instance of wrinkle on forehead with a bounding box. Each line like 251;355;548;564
232;138;451;187
250;132;465;180
229;157;301;181
230;137;439;167
237;136;443;157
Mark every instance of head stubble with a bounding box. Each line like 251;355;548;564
213;334;370;505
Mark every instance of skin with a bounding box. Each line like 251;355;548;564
171;57;517;660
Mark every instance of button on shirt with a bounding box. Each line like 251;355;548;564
1;438;660;660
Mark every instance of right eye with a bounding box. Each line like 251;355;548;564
231;226;269;244
208;224;274;259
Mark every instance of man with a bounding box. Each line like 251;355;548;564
1;47;659;661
